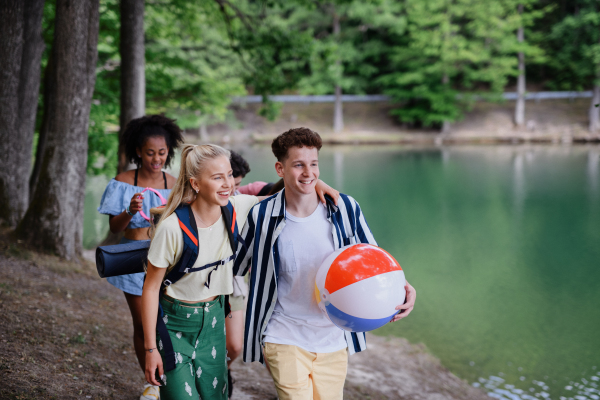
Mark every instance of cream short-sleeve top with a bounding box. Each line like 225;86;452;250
147;195;258;301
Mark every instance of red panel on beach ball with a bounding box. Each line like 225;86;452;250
324;244;402;294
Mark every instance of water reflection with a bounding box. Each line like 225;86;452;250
442;147;451;165
474;368;600;400
334;151;344;190
587;150;599;199
513;152;526;219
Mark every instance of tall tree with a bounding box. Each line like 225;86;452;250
512;0;546;128
590;41;600;133
375;0;545;130
17;0;100;259
0;0;45;227
332;6;344;133
119;0;145;173
515;3;526;127
277;1;366;129
540;0;600;131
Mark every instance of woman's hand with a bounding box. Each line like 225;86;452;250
145;350;164;386
315;179;339;206
129;193;144;214
391;281;416;322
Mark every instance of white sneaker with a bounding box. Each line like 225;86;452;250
140;384;160;400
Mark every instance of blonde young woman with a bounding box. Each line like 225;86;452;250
141;144;338;400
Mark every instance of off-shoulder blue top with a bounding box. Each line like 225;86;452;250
97;178;172;229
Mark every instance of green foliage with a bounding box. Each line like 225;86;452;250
240;23;314;97
144;1;246;127
87;0;120;176
291;2;366;95
258;99;283;121
225;2;315;98
541;0;600;90
375;0;546;127
89;0;247;175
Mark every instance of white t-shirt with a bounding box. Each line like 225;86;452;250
147;195;258;301
263;202;347;353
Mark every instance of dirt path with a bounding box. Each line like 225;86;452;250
0;243;488;400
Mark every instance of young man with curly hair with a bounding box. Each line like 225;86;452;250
233;127;416;400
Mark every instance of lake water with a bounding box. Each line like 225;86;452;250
84;145;600;400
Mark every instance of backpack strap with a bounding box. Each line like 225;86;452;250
221;202;238;255
160;205;199;290
219;202;237;318
155;304;176;372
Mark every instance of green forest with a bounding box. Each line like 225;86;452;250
35;0;600;176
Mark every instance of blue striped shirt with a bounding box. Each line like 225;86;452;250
233;189;378;364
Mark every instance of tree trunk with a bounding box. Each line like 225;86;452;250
590;84;600;133
30;47;55;197
332;9;343;133
0;0;45;227
515;3;525;127
590;36;600;133
18;0;45;207
99;0;146;247
17;0;100;259
118;0;145;173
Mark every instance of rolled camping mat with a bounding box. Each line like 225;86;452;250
95;240;150;278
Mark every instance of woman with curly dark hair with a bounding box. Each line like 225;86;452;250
97;114;184;400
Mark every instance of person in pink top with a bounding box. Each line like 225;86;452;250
237;180;268;196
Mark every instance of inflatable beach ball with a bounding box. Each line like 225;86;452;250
315;244;405;332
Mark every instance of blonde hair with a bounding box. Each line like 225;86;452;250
155;144;231;230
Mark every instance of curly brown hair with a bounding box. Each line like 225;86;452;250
122;114;184;168
271;127;323;161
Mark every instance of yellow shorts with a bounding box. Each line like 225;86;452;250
263;342;348;400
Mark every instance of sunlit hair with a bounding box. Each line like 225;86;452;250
154;144;231;232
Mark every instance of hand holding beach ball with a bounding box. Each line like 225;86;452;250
315;244;406;332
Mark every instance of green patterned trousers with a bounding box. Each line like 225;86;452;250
157;295;228;400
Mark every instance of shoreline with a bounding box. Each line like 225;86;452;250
250;132;600;146
191;98;600;147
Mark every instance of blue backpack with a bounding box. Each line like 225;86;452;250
156;202;239;372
